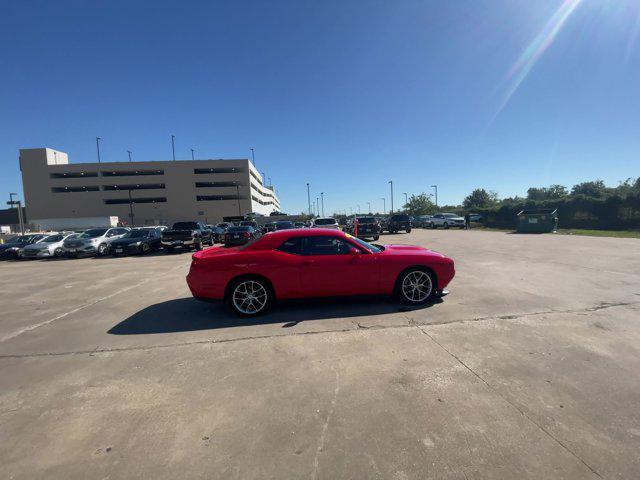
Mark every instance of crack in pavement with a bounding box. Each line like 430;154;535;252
0;300;637;360
415;325;603;479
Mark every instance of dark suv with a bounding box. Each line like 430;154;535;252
385;214;412;234
347;217;381;240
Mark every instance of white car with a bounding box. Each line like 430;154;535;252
430;213;465;229
311;217;340;229
63;227;130;257
22;232;78;259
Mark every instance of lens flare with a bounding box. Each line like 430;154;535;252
495;0;584;118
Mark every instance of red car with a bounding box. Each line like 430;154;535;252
186;228;455;317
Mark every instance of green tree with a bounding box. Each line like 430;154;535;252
463;189;498;209
527;184;567;201
402;193;436;215
571;180;607;198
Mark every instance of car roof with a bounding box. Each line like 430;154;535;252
244;228;348;251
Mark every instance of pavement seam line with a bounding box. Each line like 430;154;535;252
312;369;340;480
415;325;604;479
0;264;186;343
0;300;637;359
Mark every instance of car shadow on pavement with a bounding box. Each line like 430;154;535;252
107;296;443;335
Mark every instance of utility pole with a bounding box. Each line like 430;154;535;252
171;135;176;161
367;201;371;213
403;192;408;205
250;148;255;166
320;192;325;217
316;197;319;216
389;180;394;213
190;148;195;160
96;137;102;163
312;201;316;216
307;183;311;215
381;197;386;214
127;189;135;227
431;185;438;207
127;150;132;162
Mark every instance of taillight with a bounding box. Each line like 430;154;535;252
244;232;250;237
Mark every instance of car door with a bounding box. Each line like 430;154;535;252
299;235;381;297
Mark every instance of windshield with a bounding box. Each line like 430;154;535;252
79;229;107;238
349;235;382;253
314;218;336;225
228;226;250;232
172;222;198;230
276;221;294;228
124;230;150;238
443;213;458;218
42;235;63;243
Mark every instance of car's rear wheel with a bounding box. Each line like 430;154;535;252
227;278;272;317
406;227;412;233
164;246;174;254
443;222;449;229
396;268;436;305
195;240;203;251
373;235;380;241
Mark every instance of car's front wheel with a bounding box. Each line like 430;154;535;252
164;246;174;254
396;268;436;305
406;227;412;233
97;244;107;255
54;247;63;257
140;243;150;254
227;278;273;317
194;240;203;251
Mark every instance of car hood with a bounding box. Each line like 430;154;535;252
23;243;51;250
379;244;449;259
194;245;241;259
0;243;24;251
110;238;143;246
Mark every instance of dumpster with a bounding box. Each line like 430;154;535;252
516;209;558;233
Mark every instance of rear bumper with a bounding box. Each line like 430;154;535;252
162;239;195;247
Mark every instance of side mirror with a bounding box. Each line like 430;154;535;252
349;247;360;255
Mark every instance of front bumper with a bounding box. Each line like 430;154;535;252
109;244;142;255
22;249;53;258
162;239;195;247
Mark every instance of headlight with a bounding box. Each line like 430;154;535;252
135;241;142;245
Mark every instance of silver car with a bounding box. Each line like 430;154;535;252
63;227;130;257
22;232;78;259
430;213;465;229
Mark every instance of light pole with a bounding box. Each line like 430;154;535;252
306;183;311;215
190;148;195;160
127;189;135;227
403;192;408;205
431;185;438;207
316;197;320;216
250;148;255;166
171;135;176;161
381;197;386;214
367;201;371;213
320;192;325;217
357;204;360;214
8;193;25;235
96;137;102;163
389;180;394;213
236;184;242;216
312;201;316;216
127;150;132;162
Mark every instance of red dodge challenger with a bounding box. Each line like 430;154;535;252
186;228;455;317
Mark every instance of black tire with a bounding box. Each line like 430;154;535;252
54;247;63;258
395;267;436;305
406;228;412;233
164;246;174;254
444;223;449;230
373;235;380;241
195;241;203;251
226;277;273;317
66;253;78;259
97;243;107;255
431;224;437;229
141;243;150;254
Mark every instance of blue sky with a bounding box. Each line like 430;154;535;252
1;0;639;214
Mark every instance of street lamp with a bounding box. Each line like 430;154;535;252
367;201;371;213
403;192;408;205
381;197;386;214
389;180;394;213
127;150;132;162
321;192;325;217
8;193;25;235
190;148;195;161
96;137;102;163
171;135;176;161
431;185;438;207
316;197;320;216
306;183;311;215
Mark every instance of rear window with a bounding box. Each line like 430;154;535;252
228;226;251;232
314;218;336;225
356;217;376;224
391;215;410;221
172;222;198;230
278;237;304;255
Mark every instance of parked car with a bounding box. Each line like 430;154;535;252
161;221;213;253
0;234;47;259
240;220;258;228
385;214;412;233
414;215;434;228
469;214;482;222
22;233;78;259
217;222;233;229
431;213;465;229
270;211;286;216
262;222;278;234
187;228;455;317
294;222;307;228
224;226;260;246
274;221;295;230
63;227;130;257
311;217;339;229
211;226;227;243
347;217;381;240
108;228;162;255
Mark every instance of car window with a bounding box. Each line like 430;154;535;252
303;236;352;256
314;218;336;225
278;237;304;255
43;235;64;242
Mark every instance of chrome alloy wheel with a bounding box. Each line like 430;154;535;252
232;281;268;314
401;271;432;303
